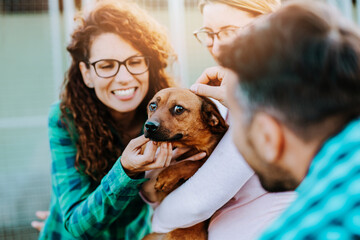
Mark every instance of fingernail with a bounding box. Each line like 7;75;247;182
31;221;38;227
200;152;207;157
190;84;198;93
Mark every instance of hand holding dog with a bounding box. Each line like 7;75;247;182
190;66;231;108
172;147;207;161
121;135;173;177
141;148;206;203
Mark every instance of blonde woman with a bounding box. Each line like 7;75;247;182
147;1;297;239
192;0;281;107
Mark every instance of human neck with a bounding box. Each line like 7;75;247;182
281;127;323;185
282;115;351;184
110;109;142;130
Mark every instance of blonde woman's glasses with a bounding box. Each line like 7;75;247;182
193;27;240;47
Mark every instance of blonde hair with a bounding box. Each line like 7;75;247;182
199;0;281;15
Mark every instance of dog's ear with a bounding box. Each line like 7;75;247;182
200;96;228;134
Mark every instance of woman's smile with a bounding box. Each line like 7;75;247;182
112;87;137;100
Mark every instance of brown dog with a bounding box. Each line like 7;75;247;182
142;88;228;240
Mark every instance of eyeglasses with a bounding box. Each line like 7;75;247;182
193;27;240;47
87;56;150;78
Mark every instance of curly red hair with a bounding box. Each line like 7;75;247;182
60;0;176;181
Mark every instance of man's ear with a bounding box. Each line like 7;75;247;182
79;62;94;88
249;112;284;163
200;96;228;133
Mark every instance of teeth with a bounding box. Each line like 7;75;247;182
113;88;135;96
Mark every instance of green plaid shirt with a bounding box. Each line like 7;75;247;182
39;102;152;240
259;118;360;240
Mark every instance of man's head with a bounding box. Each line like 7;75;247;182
220;1;360;192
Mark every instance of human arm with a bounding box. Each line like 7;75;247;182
190;66;237;108
151;130;255;233
48;104;170;238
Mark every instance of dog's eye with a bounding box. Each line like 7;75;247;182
149;102;157;111
173;105;185;115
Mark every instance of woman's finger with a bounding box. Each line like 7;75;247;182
35;210;50;220
164;143;173;167
182;151;207;161
158;142;170;167
172;147;191;159
190;84;222;100
150;142;169;168
31;221;45;232
142;141;158;164
128;135;150;150
195;66;225;84
191;84;227;107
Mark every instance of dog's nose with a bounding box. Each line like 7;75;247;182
145;121;160;133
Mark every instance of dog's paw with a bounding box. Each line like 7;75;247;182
155;161;204;193
154;168;182;193
142;232;165;240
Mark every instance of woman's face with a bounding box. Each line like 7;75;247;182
80;32;149;117
202;2;257;59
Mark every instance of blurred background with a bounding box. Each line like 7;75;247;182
0;0;358;239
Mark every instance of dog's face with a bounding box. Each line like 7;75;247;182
144;88;228;149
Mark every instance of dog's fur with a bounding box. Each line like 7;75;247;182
142;88;228;240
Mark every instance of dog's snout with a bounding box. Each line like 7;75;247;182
145;121;160;133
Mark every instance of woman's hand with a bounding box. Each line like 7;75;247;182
190;66;233;108
140;147;206;203
31;210;50;231
121;135;173;177
172;147;207;162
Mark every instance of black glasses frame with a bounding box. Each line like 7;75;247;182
87;55;150;78
193;27;241;47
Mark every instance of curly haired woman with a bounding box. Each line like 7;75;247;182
37;1;204;239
